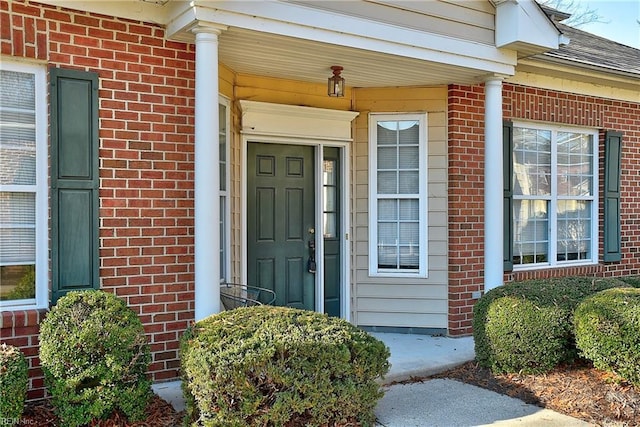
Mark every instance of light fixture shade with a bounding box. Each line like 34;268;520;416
328;66;345;97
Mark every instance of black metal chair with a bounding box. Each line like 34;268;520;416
220;282;276;310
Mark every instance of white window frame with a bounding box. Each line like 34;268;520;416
512;121;599;270
0;60;48;310
219;96;231;283
368;113;428;278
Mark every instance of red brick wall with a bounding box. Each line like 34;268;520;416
0;310;47;399
448;82;640;335
1;0;196;399
447;84;486;335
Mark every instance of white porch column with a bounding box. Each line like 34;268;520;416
193;25;224;321
484;77;504;292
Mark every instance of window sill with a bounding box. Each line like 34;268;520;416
369;271;429;279
512;260;598;272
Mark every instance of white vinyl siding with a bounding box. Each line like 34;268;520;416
286;0;495;44
0;61;47;310
352;87;447;330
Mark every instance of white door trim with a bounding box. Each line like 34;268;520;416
239;101;357;320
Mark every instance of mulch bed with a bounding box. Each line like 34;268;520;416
20;361;640;426
20;395;184;427
430;360;640;426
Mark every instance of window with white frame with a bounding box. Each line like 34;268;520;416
512;123;598;268
219;98;230;282
369;113;428;277
0;62;47;309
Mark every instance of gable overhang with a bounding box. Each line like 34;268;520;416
493;0;566;57
173;2;514;69
163;1;519;87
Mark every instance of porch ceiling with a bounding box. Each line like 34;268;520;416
218;27;493;88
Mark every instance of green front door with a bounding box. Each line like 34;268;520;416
247;142;316;310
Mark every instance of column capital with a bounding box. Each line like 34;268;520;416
483;73;508;83
191;22;228;36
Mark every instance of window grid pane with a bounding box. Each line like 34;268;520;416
0;228;36;264
0;265;35;301
513;128;551;196
323;159;337;238
513;199;549;265
0;193;35;224
0;70;37;186
0;70;35;110
557;132;593;197
557;200;591;261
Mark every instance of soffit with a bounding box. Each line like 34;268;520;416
218;27;496;88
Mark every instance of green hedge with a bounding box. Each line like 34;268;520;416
473;277;628;374
483;296;569;373
39;290;152;427
619;276;640;288
0;344;28;425
574;287;640;385
180;305;390;426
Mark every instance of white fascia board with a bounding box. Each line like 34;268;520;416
495;0;560;50
165;2;200;41
168;0;517;75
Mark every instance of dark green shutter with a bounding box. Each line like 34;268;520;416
503;120;513;271
50;68;100;303
603;131;622;262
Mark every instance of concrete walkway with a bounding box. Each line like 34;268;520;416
152;333;592;426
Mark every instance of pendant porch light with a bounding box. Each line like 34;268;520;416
327;66;345;97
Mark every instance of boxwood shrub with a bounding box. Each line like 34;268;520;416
619;276;640;288
39;290;152;427
483;296;570;373
473;277;627;374
574;287;640;386
0;344;28;425
180;305;390;426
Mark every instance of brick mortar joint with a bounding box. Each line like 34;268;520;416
0;308;48;329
